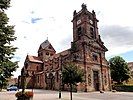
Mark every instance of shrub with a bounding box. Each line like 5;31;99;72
15;91;33;98
112;84;133;92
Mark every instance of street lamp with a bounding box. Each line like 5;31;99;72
59;70;62;99
59;54;63;99
21;69;29;100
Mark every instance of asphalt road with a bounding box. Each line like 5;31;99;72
0;89;133;100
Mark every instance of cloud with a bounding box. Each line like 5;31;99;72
31;18;43;24
7;0;133;78
100;25;133;57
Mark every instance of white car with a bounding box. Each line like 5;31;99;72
7;86;18;91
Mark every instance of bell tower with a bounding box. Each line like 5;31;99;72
72;4;99;44
71;4;109;92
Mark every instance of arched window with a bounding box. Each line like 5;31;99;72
37;66;39;71
77;27;82;39
92;53;98;61
90;27;94;38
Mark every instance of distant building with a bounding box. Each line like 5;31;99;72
19;4;111;91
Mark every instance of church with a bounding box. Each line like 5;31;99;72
20;4;111;92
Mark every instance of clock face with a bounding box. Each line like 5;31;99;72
77;19;81;25
90;19;93;24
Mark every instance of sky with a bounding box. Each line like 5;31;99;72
5;0;133;78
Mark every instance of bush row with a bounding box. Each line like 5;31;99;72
112;85;133;92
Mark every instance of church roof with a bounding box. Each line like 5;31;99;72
27;55;43;63
53;49;70;58
40;40;50;49
38;39;56;52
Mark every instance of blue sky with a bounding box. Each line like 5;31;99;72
6;0;133;77
119;51;133;62
106;51;133;62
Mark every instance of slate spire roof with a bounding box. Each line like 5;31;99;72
40;39;50;49
38;39;56;52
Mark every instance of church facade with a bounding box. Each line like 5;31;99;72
20;4;111;92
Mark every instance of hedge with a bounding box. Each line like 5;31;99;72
112;85;133;92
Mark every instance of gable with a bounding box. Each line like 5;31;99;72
25;55;43;63
90;41;108;51
38;40;56;53
45;44;56;52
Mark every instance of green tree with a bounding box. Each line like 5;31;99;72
0;0;18;91
62;62;84;100
109;56;130;84
0;0;10;10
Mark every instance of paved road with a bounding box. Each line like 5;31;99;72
0;89;133;100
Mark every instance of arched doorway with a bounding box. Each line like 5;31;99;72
93;71;99;91
46;73;55;90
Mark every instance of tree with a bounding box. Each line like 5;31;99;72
0;0;18;90
109;56;130;84
62;62;84;100
0;0;10;10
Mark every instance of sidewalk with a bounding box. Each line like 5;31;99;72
0;89;133;100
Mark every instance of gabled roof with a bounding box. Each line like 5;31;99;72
27;55;43;63
54;49;70;58
40;40;50;49
88;39;108;52
38;40;56;52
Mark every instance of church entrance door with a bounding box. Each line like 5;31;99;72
46;73;54;90
93;71;99;91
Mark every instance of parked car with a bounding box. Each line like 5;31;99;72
7;86;18;91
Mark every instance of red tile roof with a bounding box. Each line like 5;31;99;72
56;49;69;56
27;55;43;63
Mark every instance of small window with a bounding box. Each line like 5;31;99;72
90;27;94;38
77;27;82;39
50;53;53;56
46;52;49;56
41;66;43;70
92;54;98;61
37;66;39;70
37;76;39;83
48;46;52;49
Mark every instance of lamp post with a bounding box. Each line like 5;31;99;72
59;70;62;99
21;69;29;100
59;55;63;99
